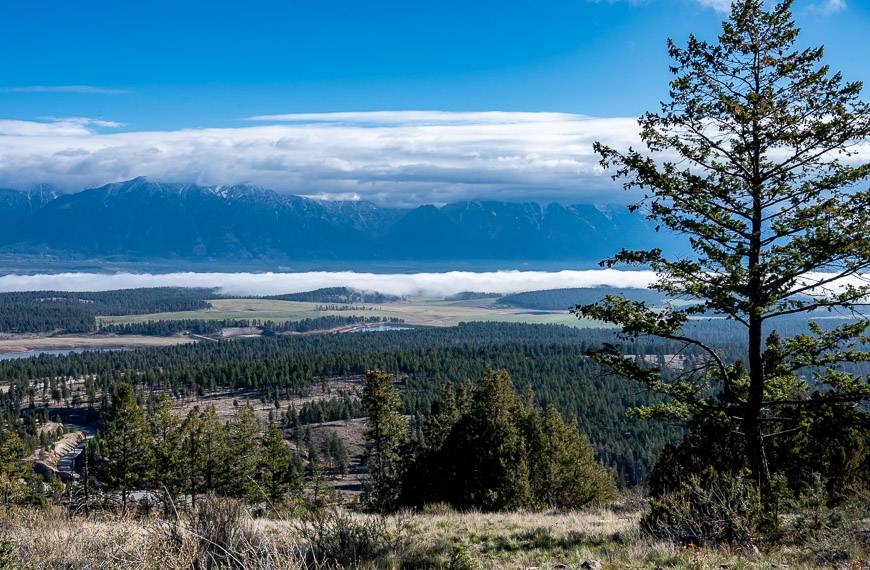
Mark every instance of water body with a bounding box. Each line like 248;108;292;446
350;325;413;333
0;347;130;361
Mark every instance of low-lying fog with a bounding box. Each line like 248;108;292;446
0;270;658;297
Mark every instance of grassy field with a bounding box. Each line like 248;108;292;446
98;297;610;329
1;502;856;569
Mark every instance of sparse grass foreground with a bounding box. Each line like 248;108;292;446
0;500;866;569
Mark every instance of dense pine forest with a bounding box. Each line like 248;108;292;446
0;322;689;483
2;318;860;484
0;288;217;333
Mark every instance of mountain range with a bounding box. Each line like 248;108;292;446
0;178;680;264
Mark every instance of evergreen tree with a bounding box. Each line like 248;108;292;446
448;369;531;511
533;407;616;508
322;430;351;478
148;395;186;514
361;369;409;512
198;405;229;496
577;0;870;498
0;429;27;505
225;403;262;501
260;424;293;504
180;407;205;507
97;385;152;512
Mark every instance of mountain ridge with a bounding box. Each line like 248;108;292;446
0;178;681;263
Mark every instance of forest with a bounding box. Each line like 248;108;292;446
98;315;404;336
267;287;400;304
0;288;218;333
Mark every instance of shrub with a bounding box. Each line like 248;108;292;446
448;544;482;570
780;479;870;565
641;470;761;546
187;494;252;566
296;507;411;567
0;536;16;570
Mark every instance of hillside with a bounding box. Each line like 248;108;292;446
497;287;669;310
266;287;400;304
0;178;681;264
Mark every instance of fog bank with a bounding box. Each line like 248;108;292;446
0;270;658;297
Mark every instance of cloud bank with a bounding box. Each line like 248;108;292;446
1;270;862;300
0;270;658;297
0;111;640;205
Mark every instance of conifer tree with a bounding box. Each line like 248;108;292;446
98;385;152;512
198;404;229;496
0;429;27;505
322;430;350;478
260;424;293;504
576;0;870;497
226;403;262;501
361;369;409;512
535;407;616;508
180;407;205;508
451;369;531;510
148;395;186;515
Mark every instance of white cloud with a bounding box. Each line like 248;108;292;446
0;85;128;95
247;111;584;125
0;117;123;137
696;0;847;16
0;111;642;205
808;0;846;15
0;270;658;296
38;116;126;129
695;0;732;13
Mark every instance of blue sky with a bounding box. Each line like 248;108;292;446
0;0;866;203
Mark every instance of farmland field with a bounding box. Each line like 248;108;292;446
97;297;612;328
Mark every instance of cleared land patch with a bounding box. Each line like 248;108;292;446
0;333;194;354
98;297;609;329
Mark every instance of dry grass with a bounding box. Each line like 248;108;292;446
0;503;865;569
0;333;193;354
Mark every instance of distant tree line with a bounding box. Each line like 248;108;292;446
98;315;403;336
267;287;399;304
0;288;217;333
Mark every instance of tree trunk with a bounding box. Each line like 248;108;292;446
745;314;768;493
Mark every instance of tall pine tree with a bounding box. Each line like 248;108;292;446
361;369;409;512
97;385;152;512
576;0;870;498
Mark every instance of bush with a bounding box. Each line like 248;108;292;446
641;470;761;546
780;480;870;565
296;507;411;567
0;536;16;570
187;495;253;566
448;544;482;570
